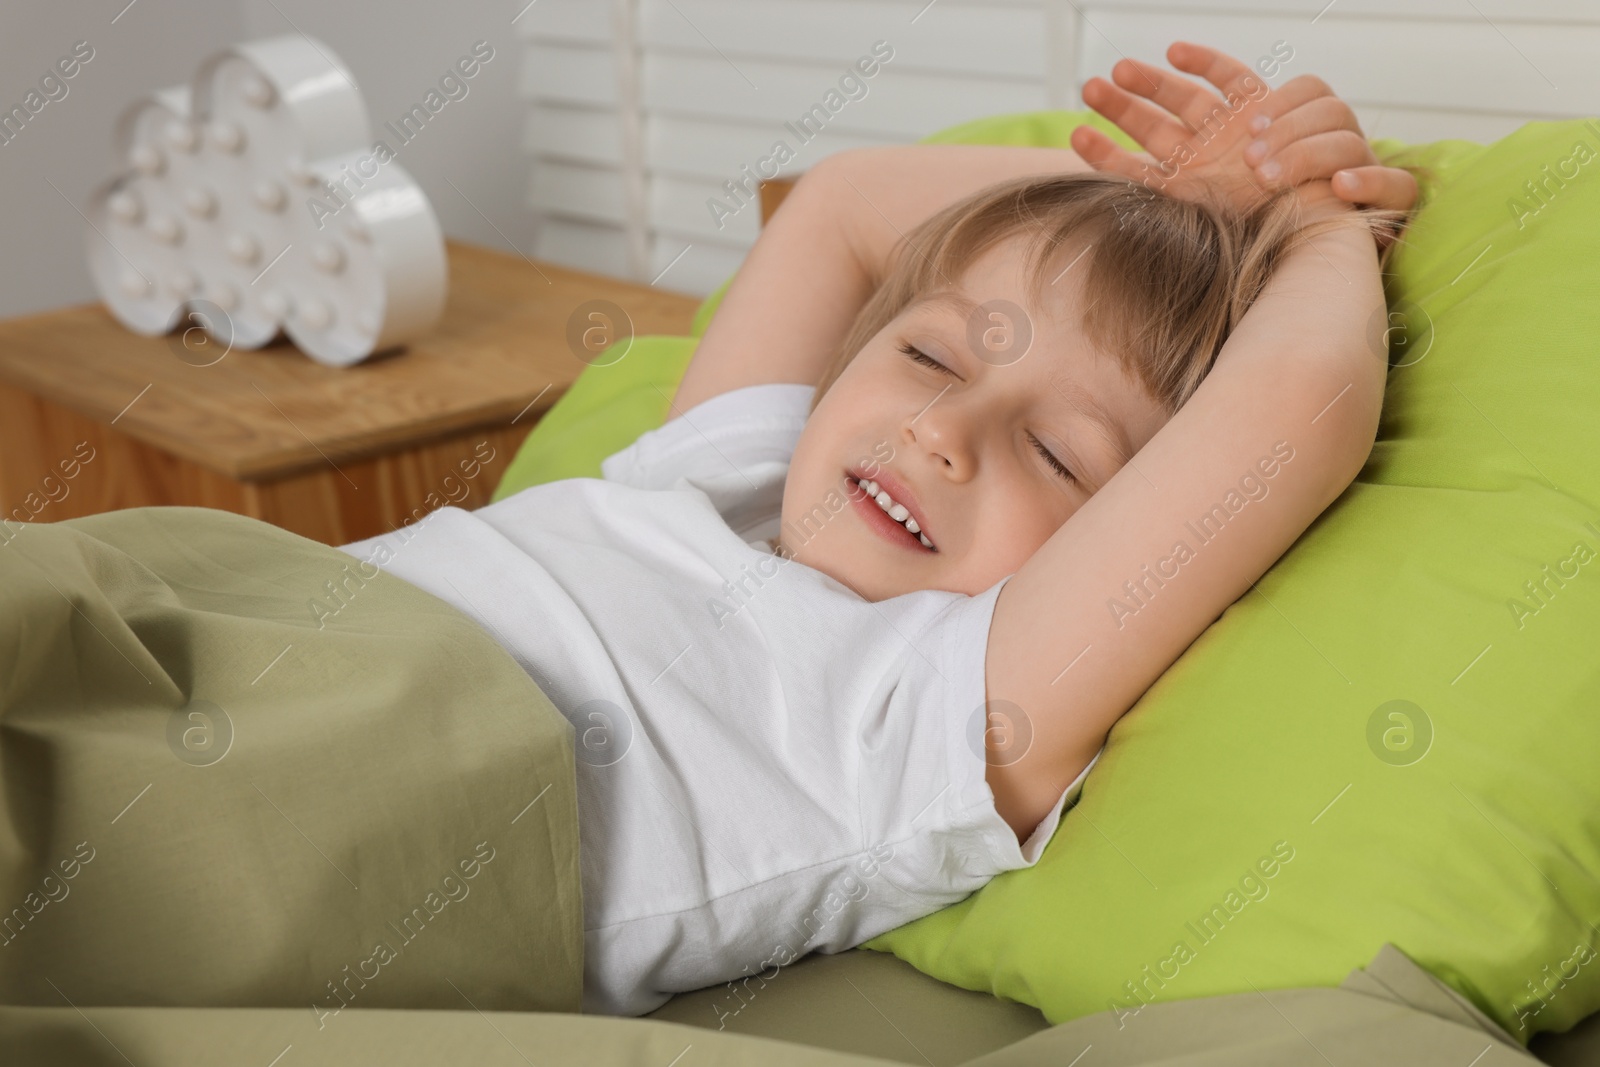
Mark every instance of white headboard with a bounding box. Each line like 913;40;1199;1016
516;0;1599;295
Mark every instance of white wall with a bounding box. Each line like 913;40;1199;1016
518;0;1600;297
0;0;536;320
3;0;1598;320
0;1;246;319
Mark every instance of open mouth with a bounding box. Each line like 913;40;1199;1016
846;470;936;553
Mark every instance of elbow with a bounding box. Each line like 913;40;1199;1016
801;147;878;200
1349;336;1389;474
1315;344;1387;490
1339;428;1380;490
785;149;877;233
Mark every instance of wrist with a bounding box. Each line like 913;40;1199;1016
1290;179;1391;256
1292;179;1354;227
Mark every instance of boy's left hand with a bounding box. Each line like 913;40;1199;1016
1072;42;1417;221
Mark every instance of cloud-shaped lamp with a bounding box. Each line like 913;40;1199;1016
86;35;447;367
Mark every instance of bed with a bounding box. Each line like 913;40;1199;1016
5;108;1600;1065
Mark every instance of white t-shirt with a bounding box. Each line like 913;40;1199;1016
337;382;1099;1016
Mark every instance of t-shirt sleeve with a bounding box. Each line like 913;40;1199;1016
880;575;1103;898
599;382;815;538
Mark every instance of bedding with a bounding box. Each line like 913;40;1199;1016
0;511;1567;1066
0;498;1571;1067
0;940;1550;1065
491;110;1600;1044
0;506;583;1013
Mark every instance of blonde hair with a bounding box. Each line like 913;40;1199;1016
808;170;1414;418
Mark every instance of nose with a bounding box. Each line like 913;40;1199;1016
903;393;976;481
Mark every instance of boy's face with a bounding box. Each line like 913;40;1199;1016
780;235;1170;602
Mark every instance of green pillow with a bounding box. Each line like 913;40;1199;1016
866;118;1600;1045
490;336;696;501
494;112;1600;1044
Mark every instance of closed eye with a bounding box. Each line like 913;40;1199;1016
1029;432;1077;484
897;341;950;374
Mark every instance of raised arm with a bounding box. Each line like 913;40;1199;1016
984;189;1387;838
668;144;1094;418
673;40;1415;423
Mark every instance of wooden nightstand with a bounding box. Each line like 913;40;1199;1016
0;241;701;545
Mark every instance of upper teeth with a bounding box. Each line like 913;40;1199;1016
856;477;934;550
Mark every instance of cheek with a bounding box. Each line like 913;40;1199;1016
988;480;1075;558
792;388;864;477
782;423;843;528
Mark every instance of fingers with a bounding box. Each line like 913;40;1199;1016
1086;45;1335;161
1080;41;1396;211
1069;124;1167;188
1108;56;1236;137
1253;129;1373;188
1254;73;1340;120
1081;73;1196;161
1163;41;1267;111
1245;95;1362;160
1332;165;1420;214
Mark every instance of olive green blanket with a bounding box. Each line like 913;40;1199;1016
0;506;584;1018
